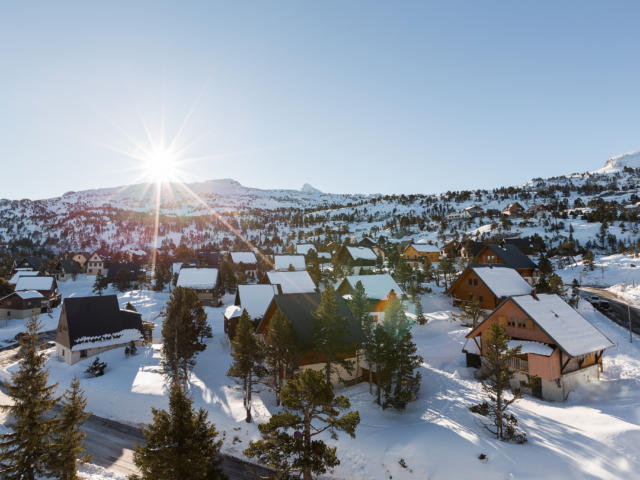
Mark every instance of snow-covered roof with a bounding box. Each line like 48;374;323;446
471;266;531;297
408;243;439;253
230;252;257;264
176;268;219;289
236;284;278;319
318;252;332;259
71;328;143;352
15;276;55;291
507;340;554;356
224;305;243;319
346;246;377;261
296;244;315;255
0;290;44;302
171;262;183;275
274;255;306;271
267;270;316;294
462;338;480;355
511;294;615;357
338;274;404;300
9;270;39;284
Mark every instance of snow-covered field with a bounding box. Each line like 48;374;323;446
3;278;640;479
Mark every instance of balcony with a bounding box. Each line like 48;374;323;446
507;356;528;372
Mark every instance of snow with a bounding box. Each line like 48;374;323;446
4;281;640;479
71;328;143;352
471;266;532;297
266;270;316;294
408;243;440;253
14;275;55;291
511;294;614;357
507;339;554;356
338;274;404;300
318;252;331;259
224;305;243;319
176;268;219;289
346;246;377;261
607;283;640;306
171;262;182;275
8;270;38;284
230;251;257;264
6;289;44;300
273;254;306;271
295;243;315;255
593;150;640;174
236;284;278;319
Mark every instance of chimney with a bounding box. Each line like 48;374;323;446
530;287;538;300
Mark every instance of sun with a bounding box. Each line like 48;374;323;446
144;146;178;183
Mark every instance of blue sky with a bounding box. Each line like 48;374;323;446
1;1;640;199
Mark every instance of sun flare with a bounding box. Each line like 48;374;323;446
144;146;178;183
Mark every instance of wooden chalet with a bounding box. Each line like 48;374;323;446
0;290;44;322
257;292;364;385
17;256;48;273
273;254;306;272
55;259;83;281
176;267;221;305
334;245;377;272
474;244;538;283
335;274;404;319
403;243;440;265
502;202;525;217
447;265;532;310
229;252;258;276
464;293;614;401
55;295;144;365
14;275;60;307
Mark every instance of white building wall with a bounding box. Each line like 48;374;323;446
56;340;144;365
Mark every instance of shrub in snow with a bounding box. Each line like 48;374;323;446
85;357;107;377
125;340;138;357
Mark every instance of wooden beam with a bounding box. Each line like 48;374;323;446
561;353;571;374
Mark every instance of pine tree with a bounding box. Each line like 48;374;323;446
92;271;107;295
549;274;567;299
312;284;352;384
49;377;92;480
227;311;265;422
454;297;483;328
349;281;376;393
132;383;226;480
244;369;360;480
162;287;212;384
471;323;526;443
263;310;301;406
376;298;422;410
0;315;58;480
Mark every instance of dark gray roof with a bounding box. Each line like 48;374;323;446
485;244;537;269
58;259;82;274
19;256;45;270
106;263;141;283
260;292;363;350
63;295;143;349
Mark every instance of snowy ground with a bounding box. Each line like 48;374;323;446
557;253;640;288
3;279;640;478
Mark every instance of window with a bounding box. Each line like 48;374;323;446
468;279;473;286
507;317;516;327
479;296;483;302
517;318;526;328
80;350;87;358
473;279;478;286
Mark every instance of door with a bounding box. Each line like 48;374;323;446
530;376;542;399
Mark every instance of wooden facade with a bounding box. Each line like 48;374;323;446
447;267;505;310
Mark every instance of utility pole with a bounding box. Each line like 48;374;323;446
629;303;633;343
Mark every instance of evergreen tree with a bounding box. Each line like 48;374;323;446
415;299;427;325
312;284;352;384
92;271;107;295
583;250;595;271
132;383;226;480
376;297;422;409
227;311;265;422
471;323;526;443
349;281;376;393
244;369;360;480
115;268;132;292
421;256;435;283
49;377;92;480
263;311;301;406
0;315;58;480
454;297;483;328
549;274;567;299
154;263;172;291
162;287;212;384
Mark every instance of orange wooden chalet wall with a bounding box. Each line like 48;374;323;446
447;268;501;310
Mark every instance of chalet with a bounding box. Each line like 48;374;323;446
229;252;258;276
503;237;539;256
176;267;221;305
274;254;306;272
440;240;460;258
336;274;404;320
55;295;144;365
17;256;48;273
55;259;83;281
464;293;614;401
403;243;440;265
0;291;44;322
85;252;104;275
267;270;316;294
196;250;220;268
225;284;279;340
357;237;377;249
334;246;377;273
14;275;60;307
106;263;141;285
474;244;538;283
257;292;363;385
8;270;39;285
502;202;525;217
460;240;485;259
317;252;332;263
296;244;316;255
461;205;484;217
447;265;532;310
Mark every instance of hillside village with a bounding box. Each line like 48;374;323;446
0;153;640;478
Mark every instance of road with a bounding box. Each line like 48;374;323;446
0;343;273;479
578;286;640;336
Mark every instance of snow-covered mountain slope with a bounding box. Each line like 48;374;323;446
594;151;640;174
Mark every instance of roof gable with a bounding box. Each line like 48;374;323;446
267;271;316;294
